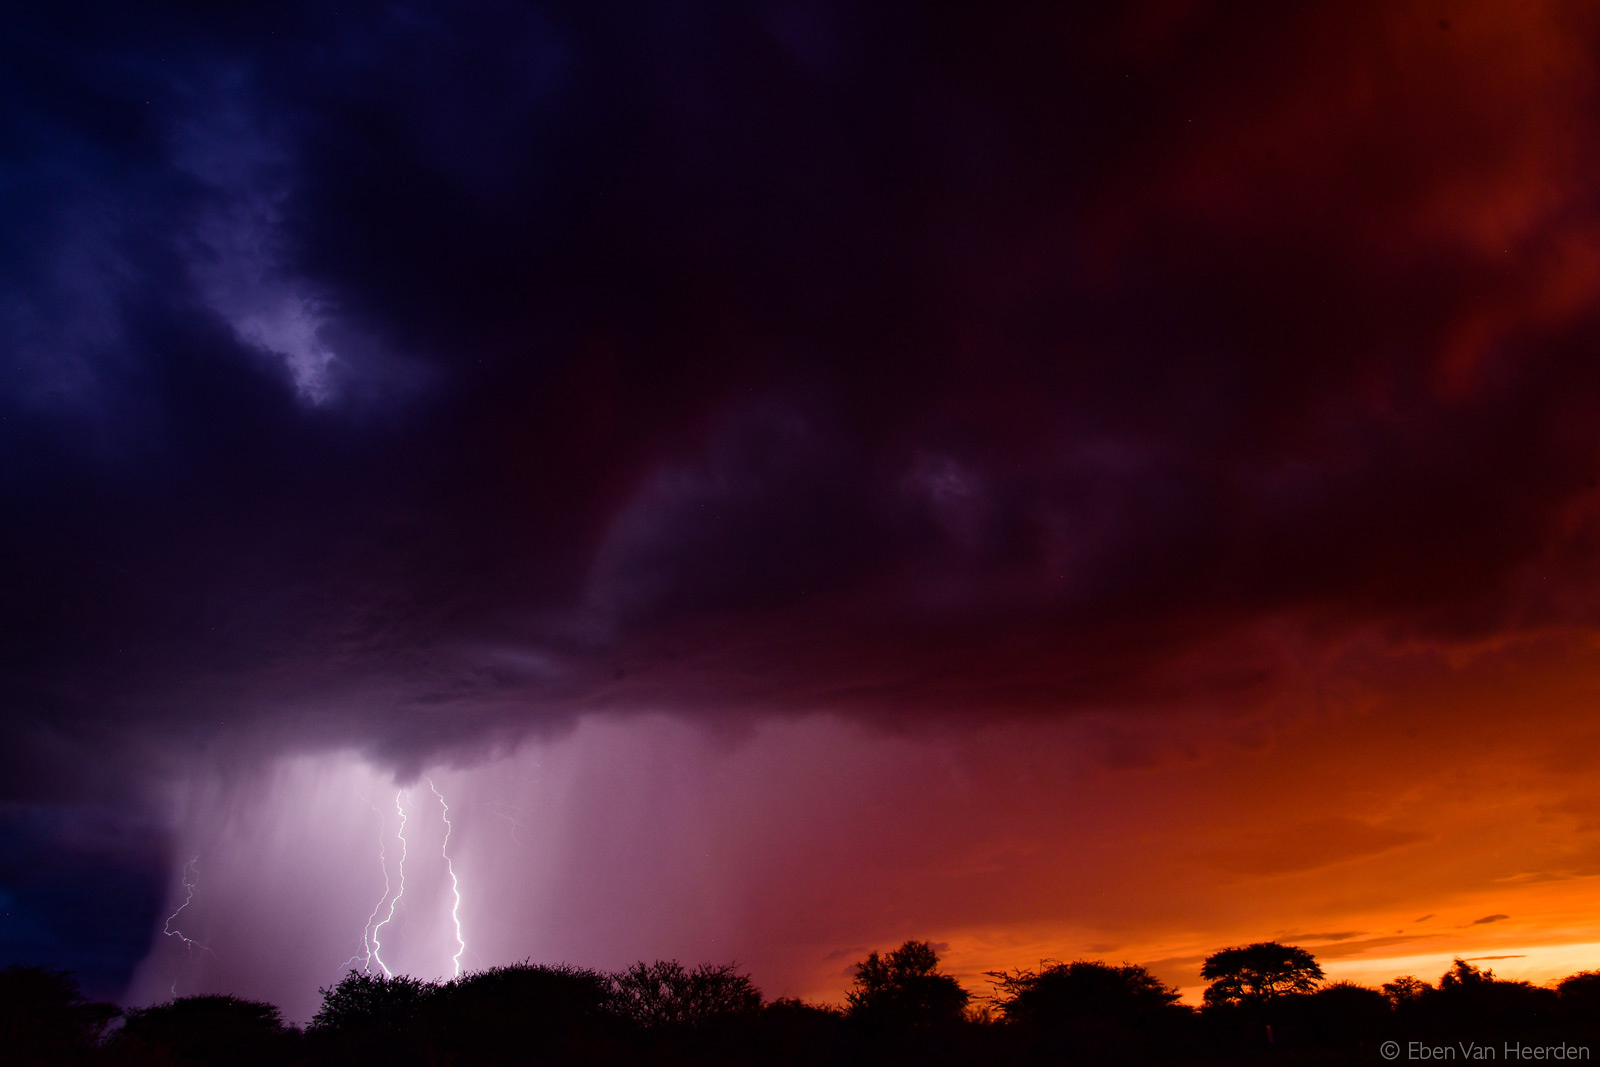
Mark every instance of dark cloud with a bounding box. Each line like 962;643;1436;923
7;5;1600;982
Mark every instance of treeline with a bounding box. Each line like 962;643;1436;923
6;940;1600;1065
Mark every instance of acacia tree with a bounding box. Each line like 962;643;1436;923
846;940;970;1027
989;960;1181;1027
1201;943;1323;1007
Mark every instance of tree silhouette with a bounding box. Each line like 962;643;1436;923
22;946;1600;1065
421;962;617;1062
1291;981;1393;1050
988;959;1188;1061
755;998;850;1066
115;994;294;1066
989;959;1181;1027
846;940;970;1028
1201;942;1323;1007
1558;969;1600;1025
609;960;762;1028
1427;957;1558;1034
308;970;434;1040
1439;957;1493;988
0;965;118;1065
1383;974;1429;1006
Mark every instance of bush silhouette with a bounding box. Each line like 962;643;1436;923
420;962;618;1062
1558;969;1600;1026
752;998;848;1065
114;994;294;1066
1425;958;1559;1036
1383;974;1429;1006
1286;981;1393;1050
608;960;761;1028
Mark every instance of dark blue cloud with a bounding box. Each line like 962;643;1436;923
0;805;167;999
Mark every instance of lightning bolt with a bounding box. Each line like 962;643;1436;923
370;789;408;978
427;778;466;977
347;799;392;975
163;856;210;995
491;799;526;843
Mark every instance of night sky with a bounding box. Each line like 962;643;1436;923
7;0;1600;1023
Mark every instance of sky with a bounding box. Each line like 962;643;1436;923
5;0;1600;1023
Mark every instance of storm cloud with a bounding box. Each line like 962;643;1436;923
6;0;1600;1007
